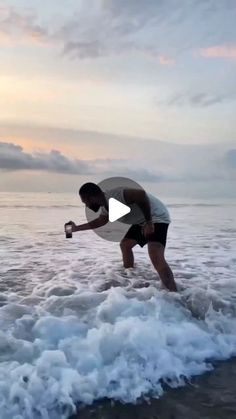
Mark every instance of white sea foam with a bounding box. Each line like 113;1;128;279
0;287;236;419
0;193;236;418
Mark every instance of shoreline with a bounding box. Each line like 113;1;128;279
70;357;236;419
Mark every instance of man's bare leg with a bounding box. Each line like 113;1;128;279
120;239;137;268
148;242;177;291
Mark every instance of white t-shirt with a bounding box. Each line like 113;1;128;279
101;187;171;225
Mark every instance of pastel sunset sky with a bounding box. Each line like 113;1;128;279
0;0;236;195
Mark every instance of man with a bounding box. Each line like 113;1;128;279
70;182;177;292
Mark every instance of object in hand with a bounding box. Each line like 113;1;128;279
65;222;73;239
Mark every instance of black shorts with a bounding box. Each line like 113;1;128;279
124;223;169;248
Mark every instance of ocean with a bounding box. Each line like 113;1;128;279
0;191;236;419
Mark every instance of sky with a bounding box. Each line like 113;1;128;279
0;0;236;195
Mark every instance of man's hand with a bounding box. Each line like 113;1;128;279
66;221;77;232
66;215;108;233
142;221;155;238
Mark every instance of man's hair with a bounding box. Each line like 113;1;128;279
79;182;102;197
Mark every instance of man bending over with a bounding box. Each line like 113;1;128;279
70;183;177;292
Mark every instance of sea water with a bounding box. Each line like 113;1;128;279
0;192;236;419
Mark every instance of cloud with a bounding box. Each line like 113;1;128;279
59;1;178;59
0;4;49;46
59;0;236;61
0;141;163;182
1;138;236;194
199;45;236;60
0;142;91;174
102;166;164;182
1;0;235;64
163;92;234;107
63;40;105;59
158;55;175;66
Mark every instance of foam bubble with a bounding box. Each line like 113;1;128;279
0;287;236;418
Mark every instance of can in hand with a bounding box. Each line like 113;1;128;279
65;222;73;239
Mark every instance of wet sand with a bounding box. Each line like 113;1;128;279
70;358;236;419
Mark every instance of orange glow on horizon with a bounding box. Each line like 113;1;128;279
0;133;97;161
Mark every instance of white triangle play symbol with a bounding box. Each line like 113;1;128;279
108;198;131;222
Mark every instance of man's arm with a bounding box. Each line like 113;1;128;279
73;214;108;232
123;189;152;222
123;189;154;237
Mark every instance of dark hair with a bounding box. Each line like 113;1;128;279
79;182;102;197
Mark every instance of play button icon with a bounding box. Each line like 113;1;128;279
108;198;131;222
84;176;144;242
